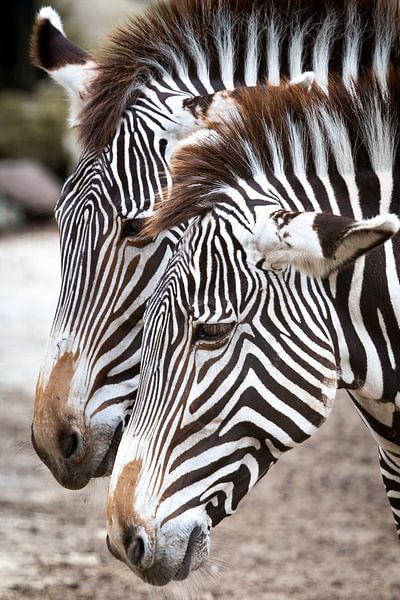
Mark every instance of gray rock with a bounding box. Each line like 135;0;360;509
0;194;24;232
0;159;61;217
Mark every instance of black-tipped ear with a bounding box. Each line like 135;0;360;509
318;213;400;274
31;7;90;72
30;7;95;127
256;211;400;278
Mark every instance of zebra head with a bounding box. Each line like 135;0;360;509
30;8;191;489
106;84;400;584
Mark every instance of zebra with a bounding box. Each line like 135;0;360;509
31;0;400;490
106;75;400;585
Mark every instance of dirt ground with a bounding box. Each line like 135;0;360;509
1;227;400;600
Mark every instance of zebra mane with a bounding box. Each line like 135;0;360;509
80;0;400;152
146;71;400;235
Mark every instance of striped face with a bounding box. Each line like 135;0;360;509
106;196;340;585
31;85;193;489
107;177;398;583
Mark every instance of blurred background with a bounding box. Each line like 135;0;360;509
1;1;400;599
0;0;148;231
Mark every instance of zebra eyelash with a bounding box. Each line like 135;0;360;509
193;322;235;348
120;218;148;238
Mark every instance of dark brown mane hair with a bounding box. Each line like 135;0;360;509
144;70;400;236
79;0;400;152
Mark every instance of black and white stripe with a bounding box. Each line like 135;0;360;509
108;73;400;582
34;0;400;497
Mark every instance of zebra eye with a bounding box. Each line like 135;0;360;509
121;218;147;238
194;323;234;347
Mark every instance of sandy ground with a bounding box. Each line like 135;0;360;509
1;228;400;600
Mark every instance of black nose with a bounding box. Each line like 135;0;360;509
124;526;150;569
127;535;146;568
59;430;81;459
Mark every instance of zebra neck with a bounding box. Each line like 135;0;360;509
273;169;396;220
328;242;400;403
266;166;400;403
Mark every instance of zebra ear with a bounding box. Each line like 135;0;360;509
258;211;400;278
31;7;96;126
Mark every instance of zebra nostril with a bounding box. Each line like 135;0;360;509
59;430;80;459
123;525;150;569
127;535;146;568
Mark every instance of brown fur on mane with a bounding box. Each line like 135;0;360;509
79;0;400;152
144;70;400;236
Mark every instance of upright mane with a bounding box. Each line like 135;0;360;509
146;71;400;234
80;0;400;152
